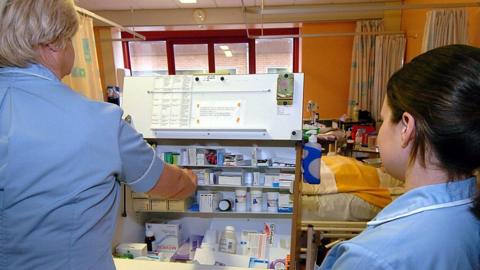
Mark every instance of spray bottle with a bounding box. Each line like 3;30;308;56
301;130;321;184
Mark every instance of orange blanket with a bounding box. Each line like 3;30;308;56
302;155;392;208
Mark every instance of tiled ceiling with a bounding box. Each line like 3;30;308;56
76;0;389;11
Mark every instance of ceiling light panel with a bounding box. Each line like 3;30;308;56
177;0;217;8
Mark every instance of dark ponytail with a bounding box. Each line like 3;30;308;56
387;45;480;219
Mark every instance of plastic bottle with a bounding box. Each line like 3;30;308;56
355;128;364;149
219;226;237;254
352;103;360;122
250;189;263;212
145;229;156;252
301;131;321;184
235;189;247;212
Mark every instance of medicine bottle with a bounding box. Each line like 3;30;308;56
219;226;237;254
145;229;156;252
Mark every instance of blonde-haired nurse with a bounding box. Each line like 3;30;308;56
0;1;196;269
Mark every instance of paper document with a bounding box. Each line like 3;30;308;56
193;100;244;128
151;76;193;129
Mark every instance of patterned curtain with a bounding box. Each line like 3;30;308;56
422;8;468;52
371;35;406;122
62;16;104;101
348;20;384;118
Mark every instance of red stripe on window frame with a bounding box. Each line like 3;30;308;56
208;42;215;73
293;37;299;73
166;40;175;75
122;41;131;70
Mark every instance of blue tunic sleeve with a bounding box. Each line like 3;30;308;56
117;120;164;192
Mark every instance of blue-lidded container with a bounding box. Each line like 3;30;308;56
302;131;321;184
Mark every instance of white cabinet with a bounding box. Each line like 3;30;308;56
121;74;304;269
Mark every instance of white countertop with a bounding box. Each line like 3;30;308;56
114;258;252;270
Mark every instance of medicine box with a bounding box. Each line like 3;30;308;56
278;194;293;213
145;222;183;252
218;175;242;186
199;193;220;212
264;174;280;187
132;199;150;211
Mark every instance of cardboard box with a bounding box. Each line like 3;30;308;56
193;248;251;268
115;243;147;258
168;198;192;212
218;175;242;186
264;174;279;187
132;199;150;211
278;194;293;213
131;192;149;199
151;200;168;211
145;222;183;252
199;193;220;212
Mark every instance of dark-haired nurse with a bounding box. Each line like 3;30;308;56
318;44;480;270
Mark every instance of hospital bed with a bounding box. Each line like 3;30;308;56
298;155;404;269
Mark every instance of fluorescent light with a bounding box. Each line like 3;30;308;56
179;0;197;3
219;45;229;50
224;50;233;57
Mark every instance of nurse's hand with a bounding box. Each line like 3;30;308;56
147;164;197;200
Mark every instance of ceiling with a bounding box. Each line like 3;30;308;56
76;0;390;11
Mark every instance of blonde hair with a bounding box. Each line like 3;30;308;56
0;0;79;67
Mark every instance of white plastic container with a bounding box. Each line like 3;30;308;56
266;192;279;213
243;172;253;186
201;229;217;251
235;189;247;212
218;226;237;254
250;189;263;212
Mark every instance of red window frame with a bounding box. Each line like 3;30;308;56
122;28;299;75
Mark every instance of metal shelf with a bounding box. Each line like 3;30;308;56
138;210;293;218
180;164;296;171
197;184;291;191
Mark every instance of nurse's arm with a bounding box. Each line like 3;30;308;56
146;163;197;200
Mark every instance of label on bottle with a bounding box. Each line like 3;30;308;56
219;238;236;254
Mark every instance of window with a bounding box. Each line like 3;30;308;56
129;41;168;76
122;29;298;75
174;44;209;75
214;43;248;75
267;67;290;74
256;39;294;74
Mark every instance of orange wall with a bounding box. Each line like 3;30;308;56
402;0;480;62
301;22;356;119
